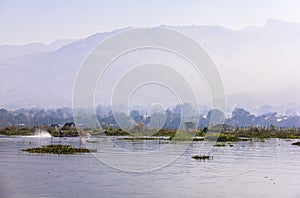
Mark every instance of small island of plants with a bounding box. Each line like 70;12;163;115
291;141;300;146
22;144;95;154
191;155;212;160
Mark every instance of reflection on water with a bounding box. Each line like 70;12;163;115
0;136;299;198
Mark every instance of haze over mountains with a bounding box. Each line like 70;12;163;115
1;19;299;115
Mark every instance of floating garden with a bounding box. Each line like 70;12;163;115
22;144;96;154
191;155;212;160
291;141;300;146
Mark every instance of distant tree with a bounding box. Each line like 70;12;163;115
130;110;143;123
232;108;254;128
147;112;166;129
207;109;224;126
15;113;28;125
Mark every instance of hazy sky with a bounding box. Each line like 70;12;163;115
1;0;300;45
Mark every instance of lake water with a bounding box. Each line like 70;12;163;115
0;136;299;198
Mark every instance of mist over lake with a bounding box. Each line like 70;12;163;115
1;1;300;197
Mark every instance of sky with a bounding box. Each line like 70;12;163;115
1;0;300;45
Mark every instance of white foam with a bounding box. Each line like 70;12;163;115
26;129;52;138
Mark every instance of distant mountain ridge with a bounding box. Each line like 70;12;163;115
0;20;299;115
0;39;76;62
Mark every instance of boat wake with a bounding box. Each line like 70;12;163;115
24;129;52;138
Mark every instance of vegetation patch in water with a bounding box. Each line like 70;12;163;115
117;136;169;141
291;141;300;146
86;140;100;143
0;126;35;136
205;133;241;142
192;155;212;160
214;143;226;147
22;144;96;154
192;137;204;141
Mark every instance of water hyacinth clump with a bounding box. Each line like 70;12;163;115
22;144;95;154
214;143;226;147
191;155;212;160
291;141;300;146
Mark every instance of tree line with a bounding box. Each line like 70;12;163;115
0;104;299;129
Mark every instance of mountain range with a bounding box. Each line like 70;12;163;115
1;19;299;115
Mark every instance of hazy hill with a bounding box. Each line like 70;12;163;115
0;20;299;114
0;39;76;62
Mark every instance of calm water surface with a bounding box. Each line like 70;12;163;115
0;136;299;198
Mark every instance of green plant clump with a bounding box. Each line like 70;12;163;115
22;144;95;154
0;126;35;136
191;155;212;160
205;133;241;142
214;143;226;147
291;141;300;146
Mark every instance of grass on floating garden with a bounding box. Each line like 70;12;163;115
191;155;212;160
214;143;226;147
22;144;96;154
291;141;300;146
205;133;241;142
